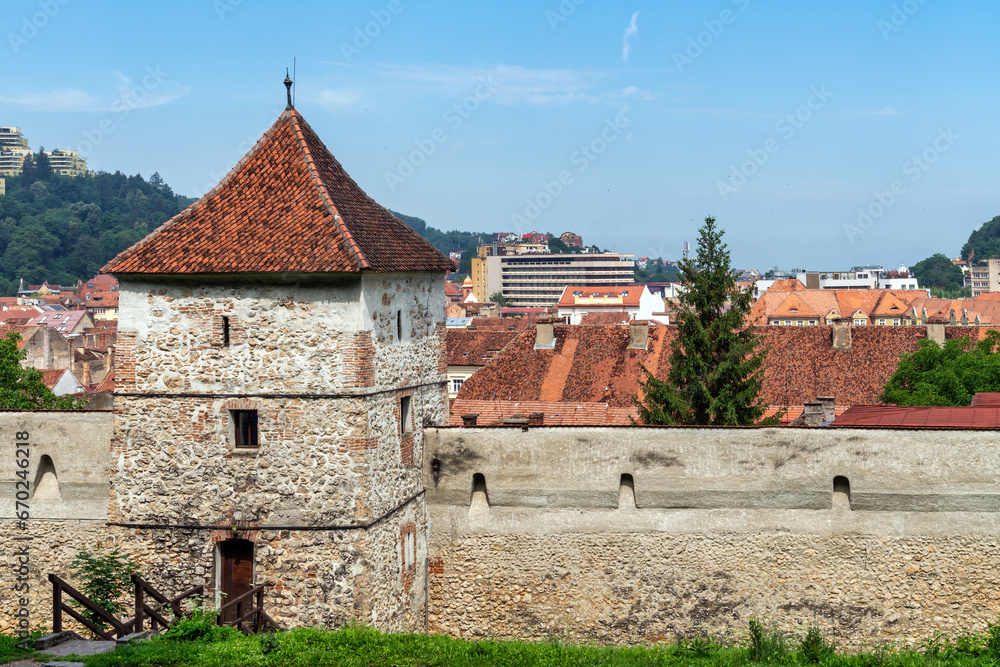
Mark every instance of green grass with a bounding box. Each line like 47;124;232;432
6;619;1000;667
0;633;32;664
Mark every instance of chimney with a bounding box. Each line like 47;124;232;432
527;412;544;426
534;320;555;349
816;396;835;423
82;365;92;387
962;309;968;326
501;414;529;426
629;320;649;350
802;402;824;427
926;323;945;346
461;413;479;427
831;318;851;351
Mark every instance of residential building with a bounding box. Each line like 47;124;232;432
522;231;551;244
0;126;28;150
40;368;85;396
967;259;1000;296
43;149;93;178
0;147;30;177
556;285;668;325
84;291;119;321
100;92;453;630
560;231;583;248
472;244;635;307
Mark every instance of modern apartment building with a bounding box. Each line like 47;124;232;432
0;126;28;150
0;148;31;177
471;244;635;307
44;149;93;178
967;259;1000;297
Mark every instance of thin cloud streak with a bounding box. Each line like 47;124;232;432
623;11;640;63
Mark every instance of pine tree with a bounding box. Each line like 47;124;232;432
634;216;775;425
35;147;53;181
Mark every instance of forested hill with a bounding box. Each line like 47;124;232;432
0;170;196;295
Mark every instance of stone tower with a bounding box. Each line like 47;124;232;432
103;102;453;630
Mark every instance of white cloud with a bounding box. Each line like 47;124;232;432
111;71;189;111
623;11;640;64
0;89;99;111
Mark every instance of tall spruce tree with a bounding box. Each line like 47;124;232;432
35;147;53;181
634;216;774;425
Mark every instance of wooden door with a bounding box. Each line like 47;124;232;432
219;539;254;624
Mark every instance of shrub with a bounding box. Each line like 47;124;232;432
747;617;790;663
69;545;138;629
798;624;835;664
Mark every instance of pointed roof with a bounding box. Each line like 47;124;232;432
770;293;819;320
103;109;454;276
870;291;909;318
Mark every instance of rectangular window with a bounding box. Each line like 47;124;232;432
231;410;258;449
450;378;464;393
399;395;413;434
222;316;230;347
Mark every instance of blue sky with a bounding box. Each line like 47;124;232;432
2;0;997;271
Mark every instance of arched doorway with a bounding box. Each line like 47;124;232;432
218;539;254;624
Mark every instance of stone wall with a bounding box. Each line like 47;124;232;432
0;411;113;635
424;426;1000;647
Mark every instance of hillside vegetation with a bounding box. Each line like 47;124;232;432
0;168;194;295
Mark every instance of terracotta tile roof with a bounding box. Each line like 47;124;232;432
87;291;119;307
770;279;808;291
40;369;64;390
450;399;636;426
94;370;114;393
446;329;522;367
469;317;538;330
103;109;454;276
580;311;633;326
831;405;1000;429
769;293;820;320
457;324;985;416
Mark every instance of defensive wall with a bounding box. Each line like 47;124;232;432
423;425;1000;647
7;414;1000;647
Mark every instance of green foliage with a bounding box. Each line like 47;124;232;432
747;617;790;663
60;618;1000;667
0;332;84;409
163;604;241;644
69;545;138;628
634;217;774;426
635;258;680;283
0;169;192;295
797;624;835;663
910;253;966;293
962;215;1000;261
879;331;1000;406
489;291;509;307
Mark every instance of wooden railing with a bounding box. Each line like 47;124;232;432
217;585;277;635
50;573;276;638
132;575;204;633
49;573;130;641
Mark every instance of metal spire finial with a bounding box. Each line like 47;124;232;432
284;69;293;110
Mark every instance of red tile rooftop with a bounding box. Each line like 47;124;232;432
103;109;454;276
